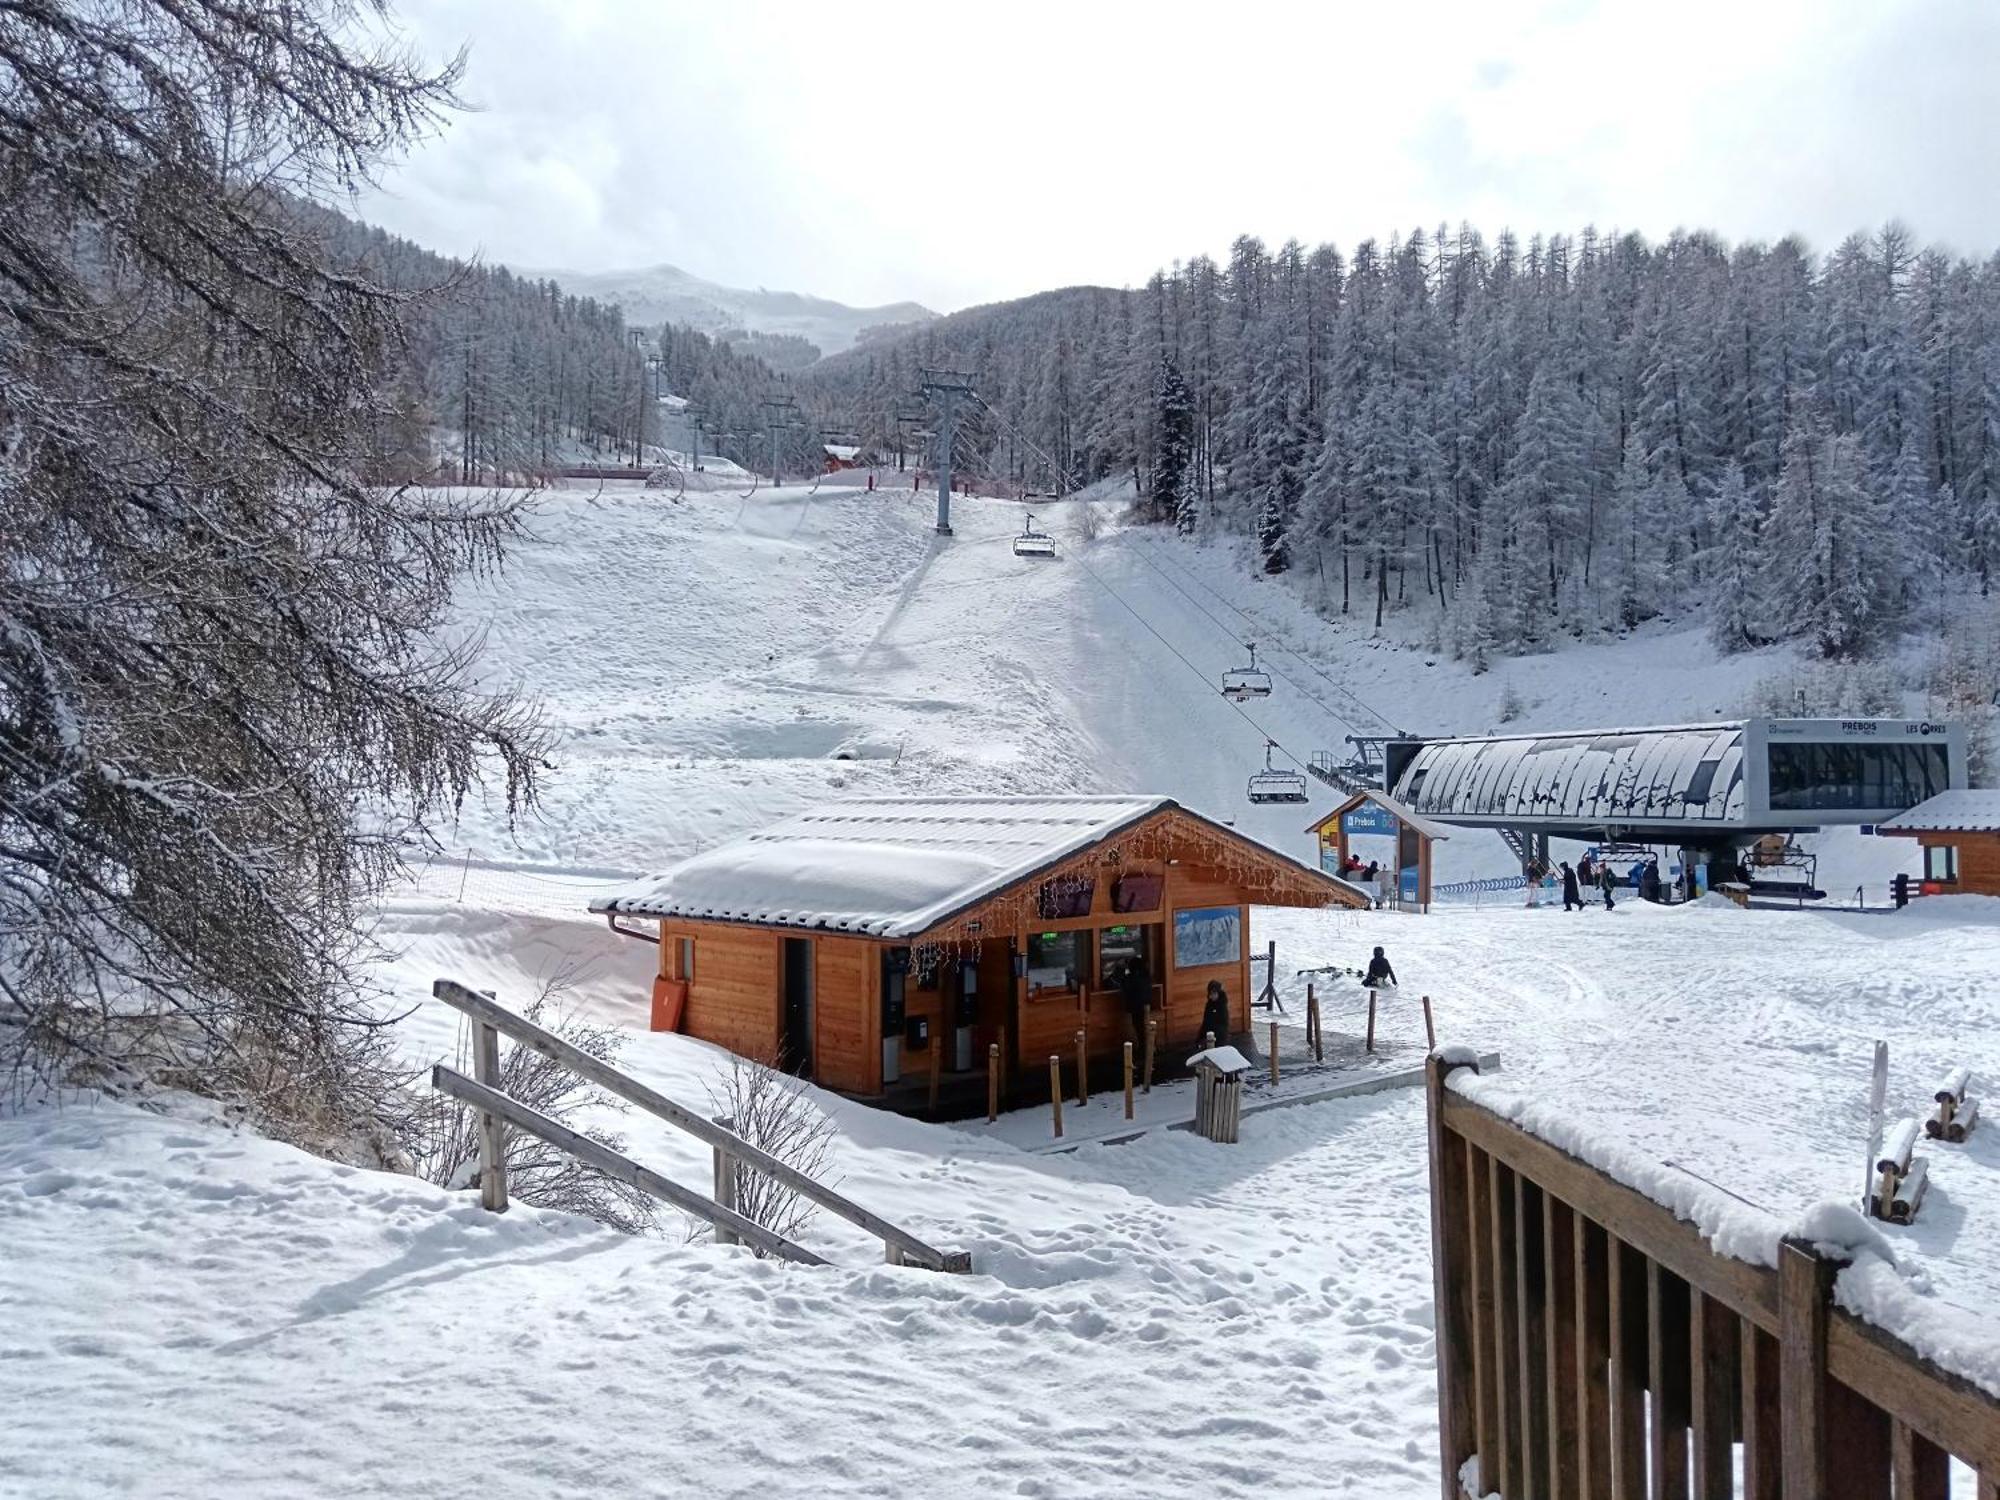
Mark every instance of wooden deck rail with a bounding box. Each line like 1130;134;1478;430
1426;1053;2000;1499
431;978;971;1274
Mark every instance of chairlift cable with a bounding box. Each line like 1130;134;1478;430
1123;536;1407;737
1065;547;1315;777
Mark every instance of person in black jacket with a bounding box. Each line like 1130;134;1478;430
1560;860;1583;912
1118;956;1152;1046
1199;980;1231;1047
1362;946;1397;989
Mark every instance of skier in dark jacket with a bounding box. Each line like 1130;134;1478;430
1362;946;1397;989
1599;862;1617;911
1118;956;1152;1044
1560;861;1583;912
1640;858;1662;903
1199;980;1231;1047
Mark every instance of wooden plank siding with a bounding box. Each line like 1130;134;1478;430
1425;1057;2000;1497
1888;829;2000;897
622;805;1363;1109
812;937;877;1096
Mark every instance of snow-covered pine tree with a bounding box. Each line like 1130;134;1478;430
0;0;549;1143
1706;464;1766;651
1152;356;1198;533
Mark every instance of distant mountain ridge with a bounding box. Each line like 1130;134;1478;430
523;261;936;365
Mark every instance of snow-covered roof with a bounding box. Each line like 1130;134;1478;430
823;443;862;461
1392;723;1748;829
1878;789;2000;834
594;795;1177;937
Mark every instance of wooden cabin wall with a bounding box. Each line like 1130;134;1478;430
1162;865;1252;1047
658;922;782;1062
812;937;877;1095
1907;830;2000;895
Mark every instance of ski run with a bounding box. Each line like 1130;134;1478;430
7;479;1999;1498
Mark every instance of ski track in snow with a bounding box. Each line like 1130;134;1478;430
8;479;1995;1497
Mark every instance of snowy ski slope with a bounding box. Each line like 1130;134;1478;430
7;477;1995;1499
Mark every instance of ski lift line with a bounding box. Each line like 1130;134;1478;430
1116;539;1378;740
968;392;1085;496
1124;537;1406;738
1128;536;1402;737
1064;547;1316;778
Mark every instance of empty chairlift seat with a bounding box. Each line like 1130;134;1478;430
1247;741;1309;804
1012;513;1058;559
1221;643;1272;700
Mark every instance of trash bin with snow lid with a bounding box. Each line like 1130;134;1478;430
1189;1045;1251;1144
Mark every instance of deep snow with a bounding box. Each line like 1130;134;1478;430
7;477;1994;1498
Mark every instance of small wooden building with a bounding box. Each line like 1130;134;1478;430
1306;788;1450;910
592;795;1368;1109
1874;790;2000;897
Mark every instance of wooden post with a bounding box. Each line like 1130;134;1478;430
1073;1028;1088;1105
1144;1016;1157;1093
1122;1041;1134;1120
1426;1052;1481;1497
473;1020;508;1212
712;1145;738;1247
1268;1020;1280;1085
986;1042;1000;1123
1366;989;1378;1054
1306;983;1322;1063
1779;1240;1838;1500
1048;1055;1063;1138
928;1026;942;1113
1691;1290;1738;1499
1423;994;1437;1052
1890;1421;1950;1500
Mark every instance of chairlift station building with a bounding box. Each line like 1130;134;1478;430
593;796;1367;1111
1381;716;1965;878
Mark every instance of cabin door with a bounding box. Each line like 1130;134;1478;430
782;937;814;1076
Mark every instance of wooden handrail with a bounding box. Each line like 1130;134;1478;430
432;1066;825;1266
1433;1071;2000;1477
431;978;970;1273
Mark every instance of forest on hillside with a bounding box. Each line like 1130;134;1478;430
296;204;658;481
804;225;2000;669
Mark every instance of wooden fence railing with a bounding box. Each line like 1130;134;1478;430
1427;1055;2000;1499
431;978;971;1273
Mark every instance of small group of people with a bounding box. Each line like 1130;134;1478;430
1117;954;1232;1057
1114;947;1398;1060
1559;857;1623;911
1556;851;1703;910
1337;852;1391;908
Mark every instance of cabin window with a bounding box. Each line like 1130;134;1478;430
1111;873;1162;913
1027;930;1086;995
1036;878;1095;920
678;938;695;981
1098;924;1148;986
1925;845;1958;883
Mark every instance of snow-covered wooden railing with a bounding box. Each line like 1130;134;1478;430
1425;1053;2000;1500
430;978;972;1274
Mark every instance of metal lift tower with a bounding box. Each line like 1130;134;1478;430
918;369;976;535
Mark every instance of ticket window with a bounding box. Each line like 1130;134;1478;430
1026;930;1086;996
1097;924;1154;988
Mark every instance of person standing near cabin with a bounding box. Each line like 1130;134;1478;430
1199;980;1231;1047
1560;860;1583;912
1577;852;1595;892
1118;956;1152;1047
1599;860;1617;911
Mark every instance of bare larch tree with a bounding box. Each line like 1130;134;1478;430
0;0;549;1145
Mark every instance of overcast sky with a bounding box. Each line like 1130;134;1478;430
353;0;2000;314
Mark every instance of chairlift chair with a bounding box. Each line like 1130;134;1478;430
1011;511;1058;559
1246;741;1309;804
1221;643;1272;700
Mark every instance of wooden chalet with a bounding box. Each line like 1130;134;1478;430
1874;789;2000;897
592;795;1368;1110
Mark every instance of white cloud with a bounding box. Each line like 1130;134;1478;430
350;0;2000;311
